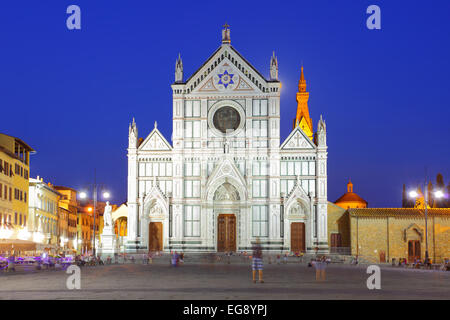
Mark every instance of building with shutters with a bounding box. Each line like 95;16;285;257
0;133;34;254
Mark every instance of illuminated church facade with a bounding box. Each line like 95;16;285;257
126;25;328;253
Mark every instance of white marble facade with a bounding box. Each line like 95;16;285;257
126;27;328;253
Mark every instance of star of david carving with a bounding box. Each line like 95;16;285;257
217;70;234;88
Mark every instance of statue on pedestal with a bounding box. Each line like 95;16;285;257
103;201;112;228
100;201;117;258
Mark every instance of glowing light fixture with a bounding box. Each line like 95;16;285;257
434;190;444;199
79;192;87;199
33;232;44;243
409;190;419;198
0;227;13;239
18;228;31;240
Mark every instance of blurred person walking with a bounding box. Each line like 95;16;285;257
314;256;327;281
171;251;179;267
251;238;264;283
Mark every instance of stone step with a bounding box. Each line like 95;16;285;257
118;253;353;265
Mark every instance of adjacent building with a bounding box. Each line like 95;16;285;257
54;186;78;253
28;177;61;252
58;205;70;253
0;133;34;254
76;203;93;254
112;203;128;253
334;180;368;209
112;203;128;237
78;200;108;254
328;181;450;263
349;208;449;264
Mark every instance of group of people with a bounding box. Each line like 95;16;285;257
0;253;76;272
392;258;450;270
74;254;104;266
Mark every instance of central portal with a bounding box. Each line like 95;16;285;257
148;222;163;252
217;214;236;252
291;222;306;253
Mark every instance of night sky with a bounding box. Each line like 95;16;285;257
1;1;449;207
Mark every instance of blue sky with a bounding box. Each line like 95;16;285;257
1;0;449;207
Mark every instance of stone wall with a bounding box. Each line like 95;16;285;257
349;209;449;263
327;202;350;247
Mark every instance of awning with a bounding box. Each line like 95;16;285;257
0;239;37;251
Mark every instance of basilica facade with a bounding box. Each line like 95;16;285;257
126;26;328;253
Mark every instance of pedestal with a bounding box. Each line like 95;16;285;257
99;227;118;258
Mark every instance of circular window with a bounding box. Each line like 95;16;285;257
212;106;241;134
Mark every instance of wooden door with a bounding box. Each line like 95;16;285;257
379;251;386;263
291;222;305;253
217;214;236;252
408;240;421;262
149;222;163;251
330;233;342;253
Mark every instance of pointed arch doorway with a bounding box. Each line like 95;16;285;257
148;222;163;252
214;182;240;252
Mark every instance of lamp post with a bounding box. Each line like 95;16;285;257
78;171;110;258
409;187;444;264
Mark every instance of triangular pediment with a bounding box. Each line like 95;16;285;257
284;179;311;214
142;182;169;218
281;126;316;150
187;45;268;94
139;127;172;151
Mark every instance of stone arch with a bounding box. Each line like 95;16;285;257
143;187;169;218
404;224;423;242
213;182;240;201
287;200;308;217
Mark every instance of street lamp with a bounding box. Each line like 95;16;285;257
409;187;444;264
78;174;111;257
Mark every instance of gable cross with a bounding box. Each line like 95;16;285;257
294;132;302;147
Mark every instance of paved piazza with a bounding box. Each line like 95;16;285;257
1;258;449;300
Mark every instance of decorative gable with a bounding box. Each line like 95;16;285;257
142;180;169;219
187;45;268;94
284;178;311;218
281;126;316;150
139;127;172;151
194;58;260;94
205;157;247;201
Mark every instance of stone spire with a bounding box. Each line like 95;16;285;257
270;51;278;80
175;53;183;83
128;117;138;149
294;66;313;140
299;66;306;92
316;114;327;147
222;23;231;44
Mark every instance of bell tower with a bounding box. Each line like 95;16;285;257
294;66;313;140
